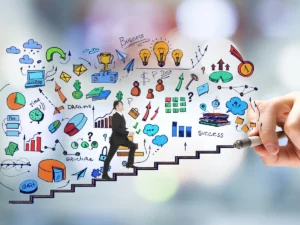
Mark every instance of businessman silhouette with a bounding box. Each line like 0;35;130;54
102;100;137;179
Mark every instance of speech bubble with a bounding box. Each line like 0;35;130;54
152;135;168;147
226;97;248;115
19;180;38;194
143;124;159;136
197;83;209;96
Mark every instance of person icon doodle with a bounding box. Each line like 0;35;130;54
146;88;154;99
131;81;141;96
156;79;164;92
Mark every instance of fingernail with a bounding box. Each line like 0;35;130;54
266;144;278;154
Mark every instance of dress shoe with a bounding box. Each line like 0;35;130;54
126;163;138;169
102;173;113;180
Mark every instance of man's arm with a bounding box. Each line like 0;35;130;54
112;114;129;136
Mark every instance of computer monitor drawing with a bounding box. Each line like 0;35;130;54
25;70;45;88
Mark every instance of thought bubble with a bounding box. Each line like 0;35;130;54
152;135;168;147
143;124;159;136
226;97;248;115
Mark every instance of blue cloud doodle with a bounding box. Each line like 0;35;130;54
143;124;159;136
6;46;20;54
152;135;168;147
226;97;248;115
89;48;99;54
23;39;42;49
19;55;34;64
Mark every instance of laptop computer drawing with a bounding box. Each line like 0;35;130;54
25;70;45;88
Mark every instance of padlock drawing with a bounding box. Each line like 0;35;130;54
99;146;108;162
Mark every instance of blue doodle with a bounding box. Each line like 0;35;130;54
23;39;42;49
83;49;89;53
91;169;101;178
89;48;99;54
143;124;159;136
19;55;34;64
212;98;220;108
197;83;209;96
122;161;127;167
6;46;20;54
152;135;168;147
19;180;38;194
100;166;111;173
124;59;134;73
226;97;248;115
200;103;207;111
37;60;42;64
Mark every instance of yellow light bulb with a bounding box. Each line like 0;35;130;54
153;41;169;67
172;49;183;66
139;49;151;66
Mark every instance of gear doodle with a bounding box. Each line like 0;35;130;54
91;169;101;178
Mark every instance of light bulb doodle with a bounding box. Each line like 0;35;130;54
172;49;183;66
139;49;151;66
153;41;169;67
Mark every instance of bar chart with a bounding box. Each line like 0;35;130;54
93;108;114;129
94;115;112;128
172;121;192;137
25;136;42;152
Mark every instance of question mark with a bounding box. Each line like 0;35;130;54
88;132;93;142
103;133;107;141
188;92;194;102
201;66;205;74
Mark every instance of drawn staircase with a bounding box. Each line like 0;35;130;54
9;145;234;204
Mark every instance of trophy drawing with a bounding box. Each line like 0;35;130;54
98;52;114;71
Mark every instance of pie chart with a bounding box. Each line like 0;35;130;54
38;159;66;183
7;92;26;110
64;113;88;136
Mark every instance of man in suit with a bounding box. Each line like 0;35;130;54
102;100;137;179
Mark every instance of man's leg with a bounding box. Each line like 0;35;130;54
103;142;119;175
125;140;137;165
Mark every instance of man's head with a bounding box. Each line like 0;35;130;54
113;100;123;112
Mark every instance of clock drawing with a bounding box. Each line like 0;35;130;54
29;108;44;124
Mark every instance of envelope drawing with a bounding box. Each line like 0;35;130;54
60;72;71;83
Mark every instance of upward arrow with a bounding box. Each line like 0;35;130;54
211;64;216;71
92;106;95;127
225;64;230;71
150;107;159;120
217;59;224;70
23;134;26;151
175;73;184;92
142;102;151;121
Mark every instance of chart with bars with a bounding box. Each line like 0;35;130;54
172;121;192;137
165;97;186;113
94;116;112;128
25;136;42;152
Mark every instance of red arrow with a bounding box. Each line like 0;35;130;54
211;64;216;71
150;107;159;120
142;102;151;121
217;59;224;70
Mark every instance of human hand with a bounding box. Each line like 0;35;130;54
247;91;300;167
128;132;135;136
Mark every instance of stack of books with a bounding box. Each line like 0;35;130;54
86;87;111;101
199;113;231;127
